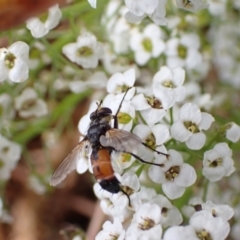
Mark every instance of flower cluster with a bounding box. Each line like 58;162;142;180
76;68;236;239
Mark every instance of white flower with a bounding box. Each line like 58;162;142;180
133;124;170;148
182;197;203;218
69;71;108;93
163;225;199;240
150;194;183;227
0;41;29;82
62;32;104;68
111;172;141;210
225;122;240;143
14;88;48;118
190;210;230;240
202;142;235;182
125;0;159;16
131;93;167;127
107;68;136;100
202;201;234;221
170;103;214;150
152;66;186;108
175;0;209;13
125;0;167;25
0;136;21;180
103;95;135;131
96;218;125;240
165;33;203;70
126;203;162;240
26;5;62;38
111;151;136;170
130;24;165;65
149;149;197;199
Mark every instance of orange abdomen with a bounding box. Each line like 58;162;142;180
91;149;115;181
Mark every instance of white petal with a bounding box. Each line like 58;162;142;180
9;41;29;61
170;121;192;142
9;58;29;82
186;132;206;150
148;166;166;184
124;11;145;23
202;167;225;182
0;62;8;81
88;0;97;8
131;94;150;110
152;124;169;145
176;163;197;187
45;4;62;30
134;50;151;65
122;68;136;86
198;112;215;130
162;182;185;199
141;108;166;127
26;18;48;38
174;86;186;102
179;103;201;123
172;67;185;86
76;157;89;174
125;0;158;15
214;142;232;157
62;43;78;63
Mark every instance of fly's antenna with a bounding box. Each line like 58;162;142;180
115;87;132;118
96;100;103;113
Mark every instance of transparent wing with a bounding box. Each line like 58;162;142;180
100;129;142;153
50;138;90;186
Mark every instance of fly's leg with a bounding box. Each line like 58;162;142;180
128;152;166;167
141;142;169;158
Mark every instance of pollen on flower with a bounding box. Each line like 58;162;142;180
121;185;134;196
196;229;212;240
184;121;200;133
145;133;156;148
146;96;163;109
117;112;131;124
116;84;130;93
120;153;131;163
4;53;16;69
165;166;180;181
142;37;153;52
138;217;155;230
177;44;188;58
21;99;37;110
162;80;176;88
183;0;193;8
209;158;222;167
2;146;9;153
77;46;93;57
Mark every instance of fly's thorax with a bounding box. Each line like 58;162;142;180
87;121;111;145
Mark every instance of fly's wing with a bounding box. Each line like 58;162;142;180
100;129;142;153
50;138;90;186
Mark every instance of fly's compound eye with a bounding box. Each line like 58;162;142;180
98;107;112;116
90;107;112;120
